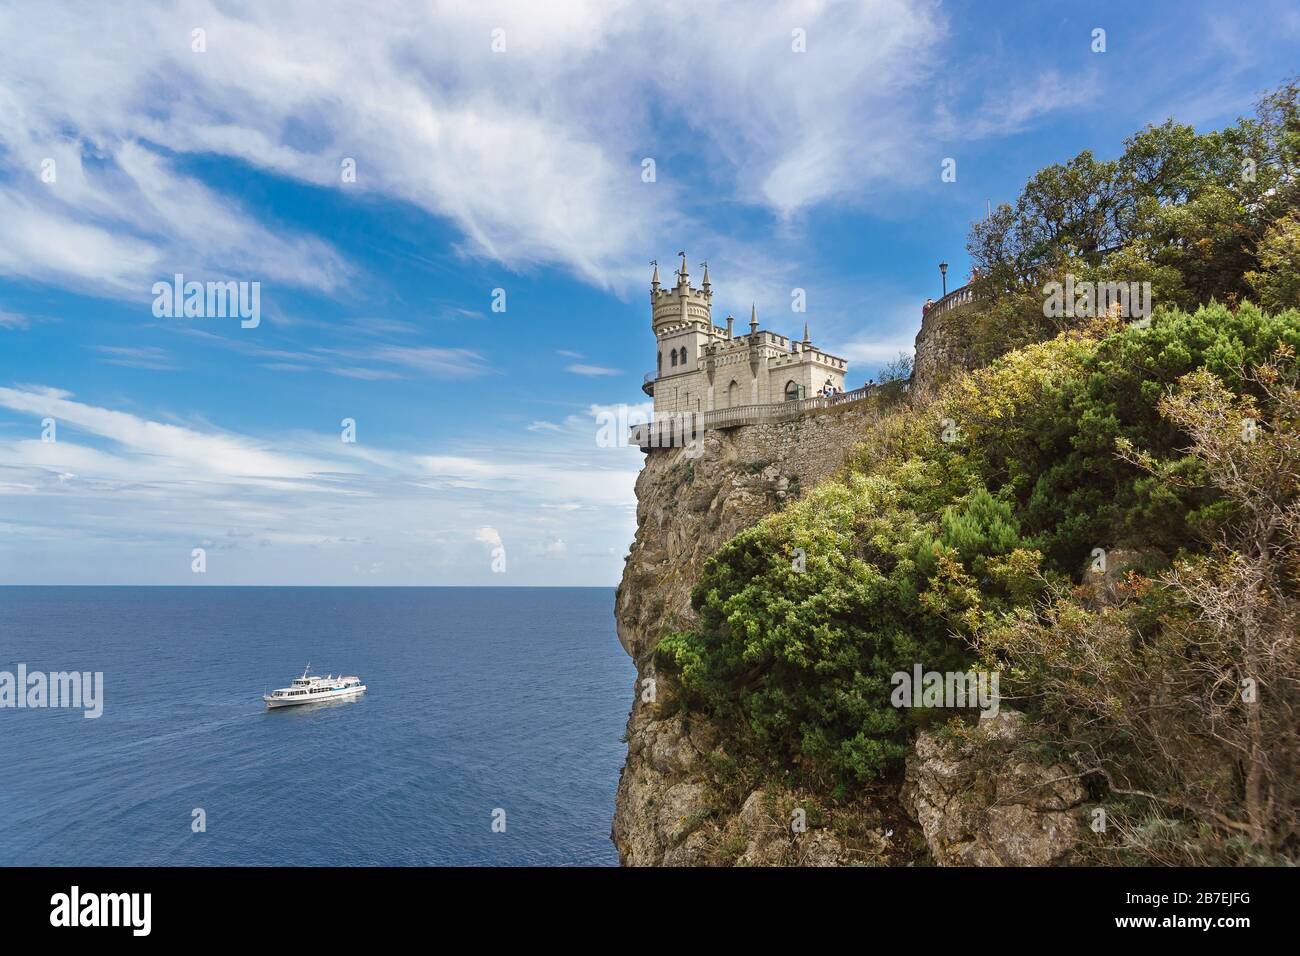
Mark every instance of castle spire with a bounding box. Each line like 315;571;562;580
749;303;759;335
650;259;660;293
676;250;688;287
802;321;810;345
700;260;710;294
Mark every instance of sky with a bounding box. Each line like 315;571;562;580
0;0;1297;586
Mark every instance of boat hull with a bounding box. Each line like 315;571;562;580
264;685;366;708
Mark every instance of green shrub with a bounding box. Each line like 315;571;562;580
659;303;1300;796
658;473;1042;789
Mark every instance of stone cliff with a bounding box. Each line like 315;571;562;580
611;306;1082;866
612;403;895;865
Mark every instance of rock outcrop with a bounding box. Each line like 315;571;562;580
901;710;1086;866
612;320;1085;866
613;404;884;865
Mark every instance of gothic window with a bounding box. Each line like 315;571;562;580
670;349;678;368
726;380;739;407
784;380;800;401
658;351;662;372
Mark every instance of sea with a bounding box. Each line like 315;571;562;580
0;586;634;866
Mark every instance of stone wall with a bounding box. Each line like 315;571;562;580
912;286;984;396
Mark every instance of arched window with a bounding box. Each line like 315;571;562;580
657;351;662;372
670;349;678;368
678;346;687;366
726;380;739;407
784;380;800;402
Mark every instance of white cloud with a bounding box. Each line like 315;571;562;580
835;341;915;364
566;364;622;377
0;384;332;482
363;345;491;378
0;385;641;583
0;0;984;298
92;345;176;370
940;70;1099;140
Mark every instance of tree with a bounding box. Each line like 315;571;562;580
1247;212;1300;311
984;351;1300;860
966;78;1300;326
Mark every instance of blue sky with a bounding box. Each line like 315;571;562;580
0;0;1296;585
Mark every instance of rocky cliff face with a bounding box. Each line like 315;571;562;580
611;318;1080;866
902;710;1085;866
612;404;888;865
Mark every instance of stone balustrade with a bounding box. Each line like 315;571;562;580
630;382;898;449
925;282;978;317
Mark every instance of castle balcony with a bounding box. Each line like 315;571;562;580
642;372;655;397
629;382;899;448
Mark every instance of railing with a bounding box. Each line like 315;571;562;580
925;282;978;317
630;382;898;448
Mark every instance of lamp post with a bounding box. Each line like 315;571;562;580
939;260;948;298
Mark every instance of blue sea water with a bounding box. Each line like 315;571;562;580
0;587;634;866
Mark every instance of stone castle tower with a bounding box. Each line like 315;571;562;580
643;253;848;416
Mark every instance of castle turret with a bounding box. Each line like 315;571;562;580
651;249;712;336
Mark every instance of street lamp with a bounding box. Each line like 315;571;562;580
939;260;948;297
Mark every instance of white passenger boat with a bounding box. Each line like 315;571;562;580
264;664;366;709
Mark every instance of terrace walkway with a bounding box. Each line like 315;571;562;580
630;381;902;449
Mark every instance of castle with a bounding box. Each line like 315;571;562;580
642;253;848;418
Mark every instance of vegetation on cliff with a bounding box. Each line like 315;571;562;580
655;78;1299;864
944;78;1299;371
658;303;1300;862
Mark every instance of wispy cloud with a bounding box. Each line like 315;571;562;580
364;345;492;378
92;345;176;370
0;384;641;583
0;384;332;483
0;0;970;297
566;363;622;377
